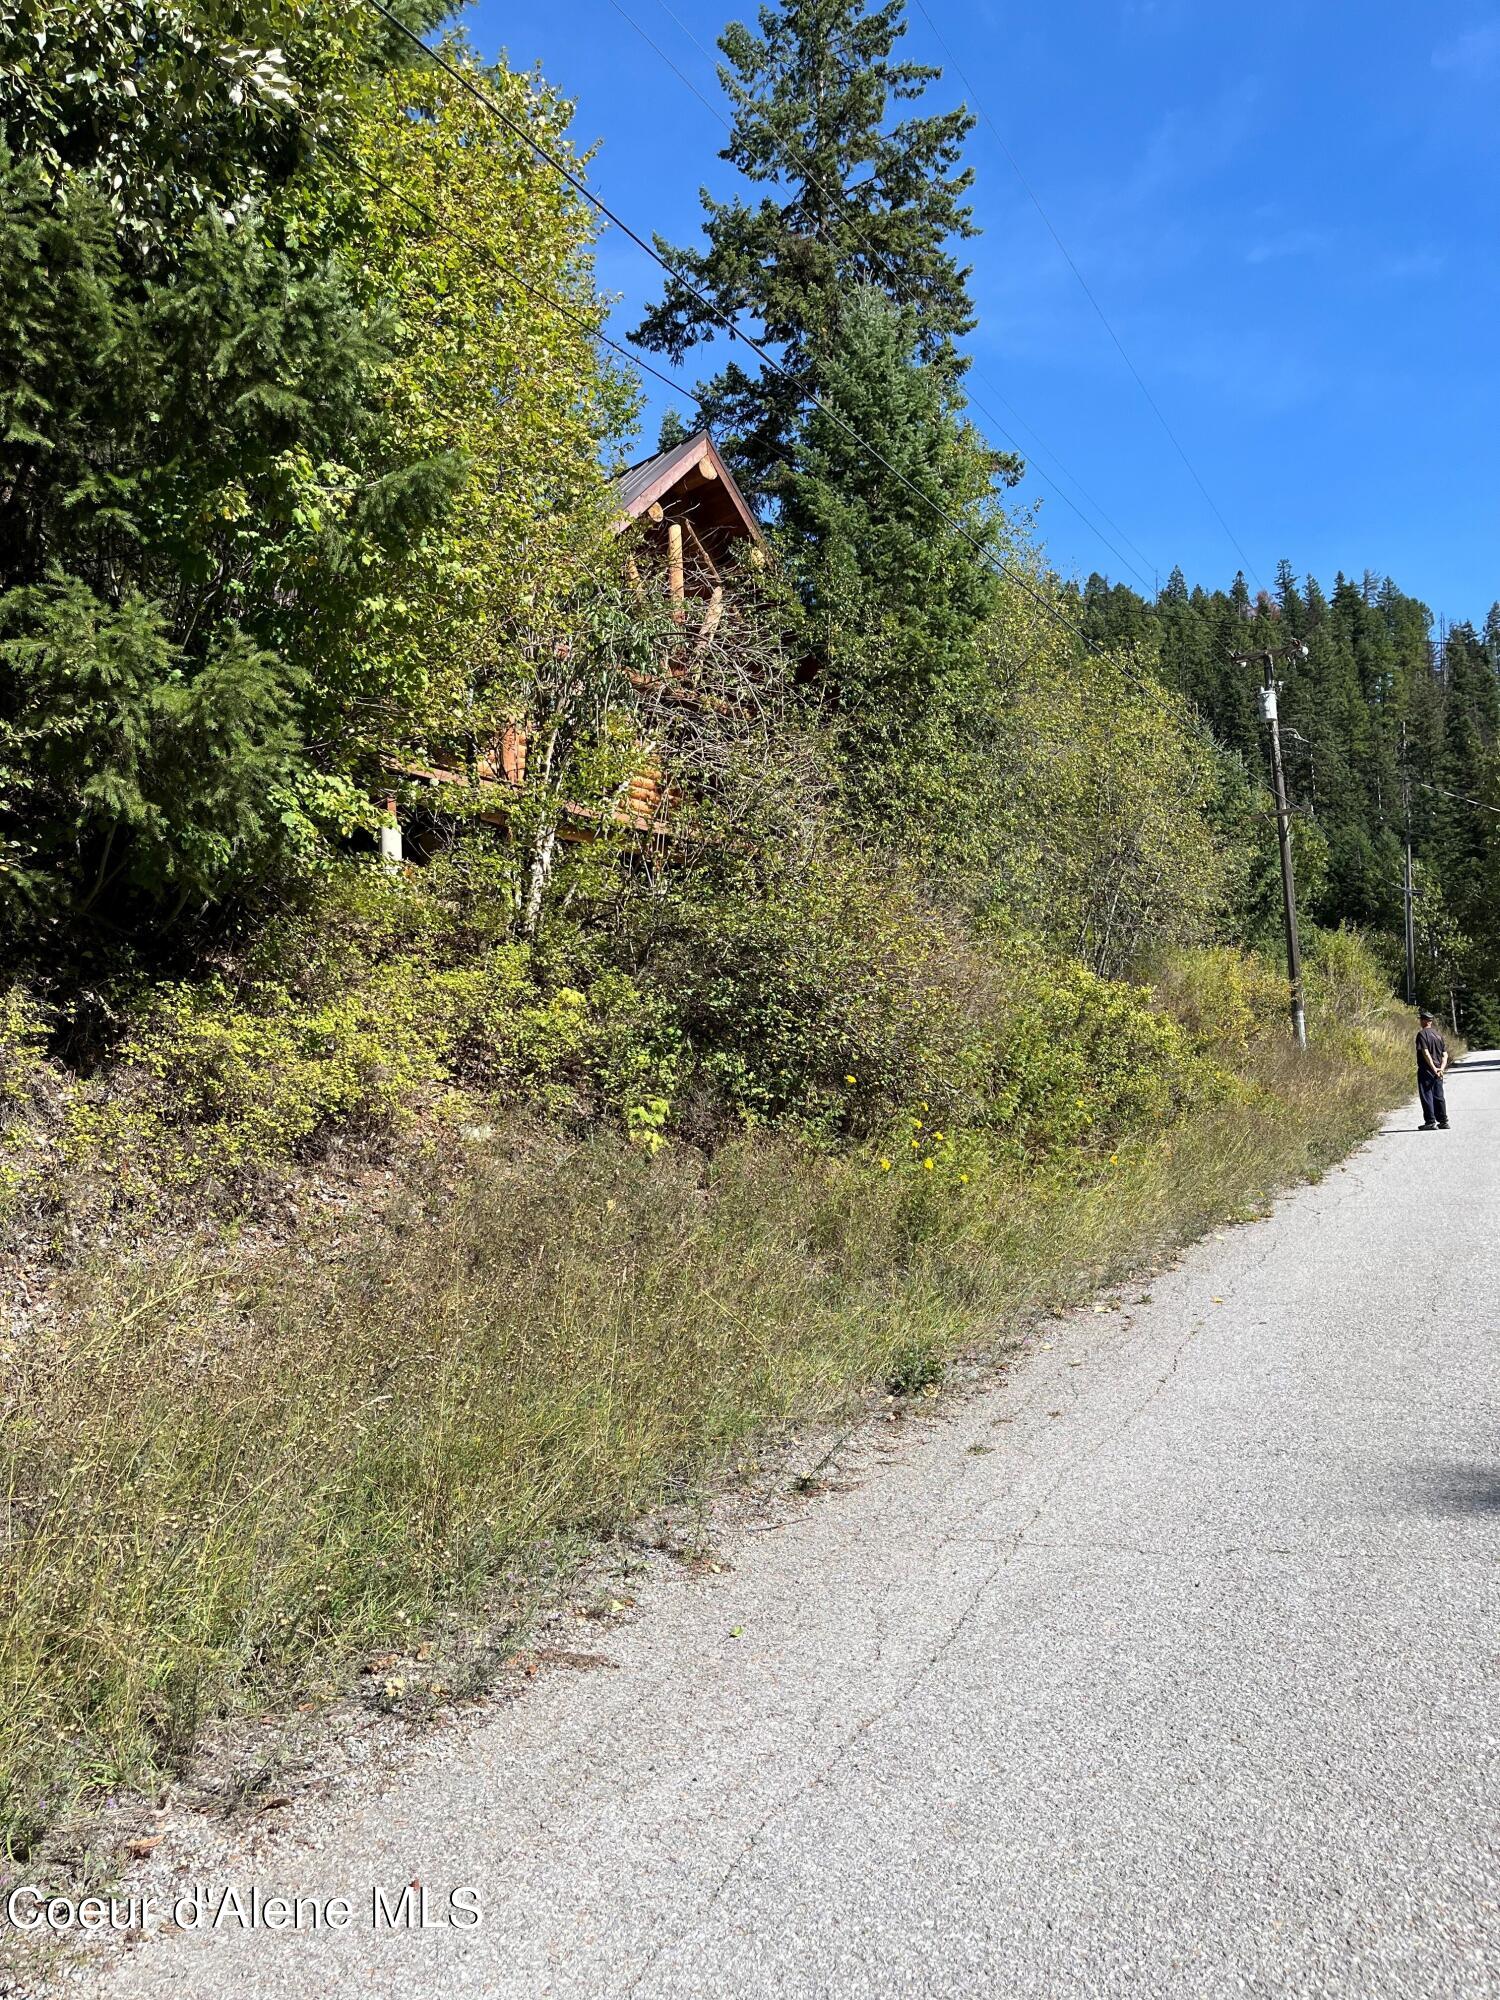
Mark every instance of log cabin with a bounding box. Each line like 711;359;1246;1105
381;431;762;859
616;427;763;623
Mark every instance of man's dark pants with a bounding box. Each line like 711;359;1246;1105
1418;1069;1449;1128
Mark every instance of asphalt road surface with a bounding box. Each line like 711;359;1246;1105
102;1062;1500;2000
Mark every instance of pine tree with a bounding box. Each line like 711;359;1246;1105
1441;624;1499;823
1484;603;1500;675
1274;558;1305;637
1155;571;1218;717
781;284;1002;828
631;0;979;500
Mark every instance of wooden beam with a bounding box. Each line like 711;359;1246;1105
697;458;719;481
668;520;685;620
681;517;720;581
646;500;665;524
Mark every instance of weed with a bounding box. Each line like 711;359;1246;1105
0;968;1411;1853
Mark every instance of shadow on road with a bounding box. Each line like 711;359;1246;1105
1412;1464;1500;1517
1452;1056;1500;1072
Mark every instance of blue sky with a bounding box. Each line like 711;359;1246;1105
461;0;1500;624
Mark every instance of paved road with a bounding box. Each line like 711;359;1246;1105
104;1064;1500;2000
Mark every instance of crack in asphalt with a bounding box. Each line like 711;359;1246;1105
99;1075;1500;2000
628;1296;1231;1991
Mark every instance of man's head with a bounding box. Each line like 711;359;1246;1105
1419;1008;1435;1026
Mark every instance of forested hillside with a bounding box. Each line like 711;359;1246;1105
0;0;1428;1863
1076;567;1500;1037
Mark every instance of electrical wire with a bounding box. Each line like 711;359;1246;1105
1410;776;1500;818
611;0;1163;593
907;0;1263;592
364;0;1129;665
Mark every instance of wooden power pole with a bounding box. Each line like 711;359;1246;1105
1400;721;1417;1007
1257;650;1308;1049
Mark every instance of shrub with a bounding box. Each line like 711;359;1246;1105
626;854;1001;1138
0;986;46;1117
52;866;702;1198
0;986;50;1217
38;853;1381;1221
1304;926;1398;1053
1150;946;1288;1058
993;957;1226;1156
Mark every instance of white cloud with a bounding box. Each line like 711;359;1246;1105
1245;227;1333;266
1378;247;1448;281
1432;21;1500;74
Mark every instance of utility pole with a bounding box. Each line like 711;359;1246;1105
1255;649;1308;1049
1400;722;1416;1006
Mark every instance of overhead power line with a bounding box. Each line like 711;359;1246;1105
1411;776;1500;818
364;0;1127;664
907;0;1263;592
611;0;1162;593
324;136;696;404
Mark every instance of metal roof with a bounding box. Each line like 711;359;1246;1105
614;431;762;542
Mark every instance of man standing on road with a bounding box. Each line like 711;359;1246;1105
1416;1008;1450;1130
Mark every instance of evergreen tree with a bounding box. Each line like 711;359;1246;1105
0;5;621;960
781;284;1003;829
1484;603;1500;676
1155;570;1218;716
1442;622;1500;773
1432;623;1500;935
1274;558;1305;637
631;0;979;500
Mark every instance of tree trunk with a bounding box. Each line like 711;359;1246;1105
520;822;559;941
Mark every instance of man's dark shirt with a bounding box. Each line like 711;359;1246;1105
1416;1025;1447;1075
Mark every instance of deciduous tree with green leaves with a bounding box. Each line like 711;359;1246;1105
336;43;640;758
0;0;460;949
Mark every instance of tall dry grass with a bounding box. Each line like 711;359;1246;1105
0;1021;1409;1854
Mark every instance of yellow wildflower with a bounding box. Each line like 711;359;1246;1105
879;1158;892;1171
923;1157;935;1170
845;1073;857;1084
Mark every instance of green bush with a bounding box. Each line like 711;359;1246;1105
628;855;1227;1161
37;856;1383;1219
52;866;699;1195
994;957;1227;1156
1150;945;1289;1058
1304;926;1398;1054
626;854;1001;1138
0;986;46;1117
113;971;450;1167
0;986;50;1217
